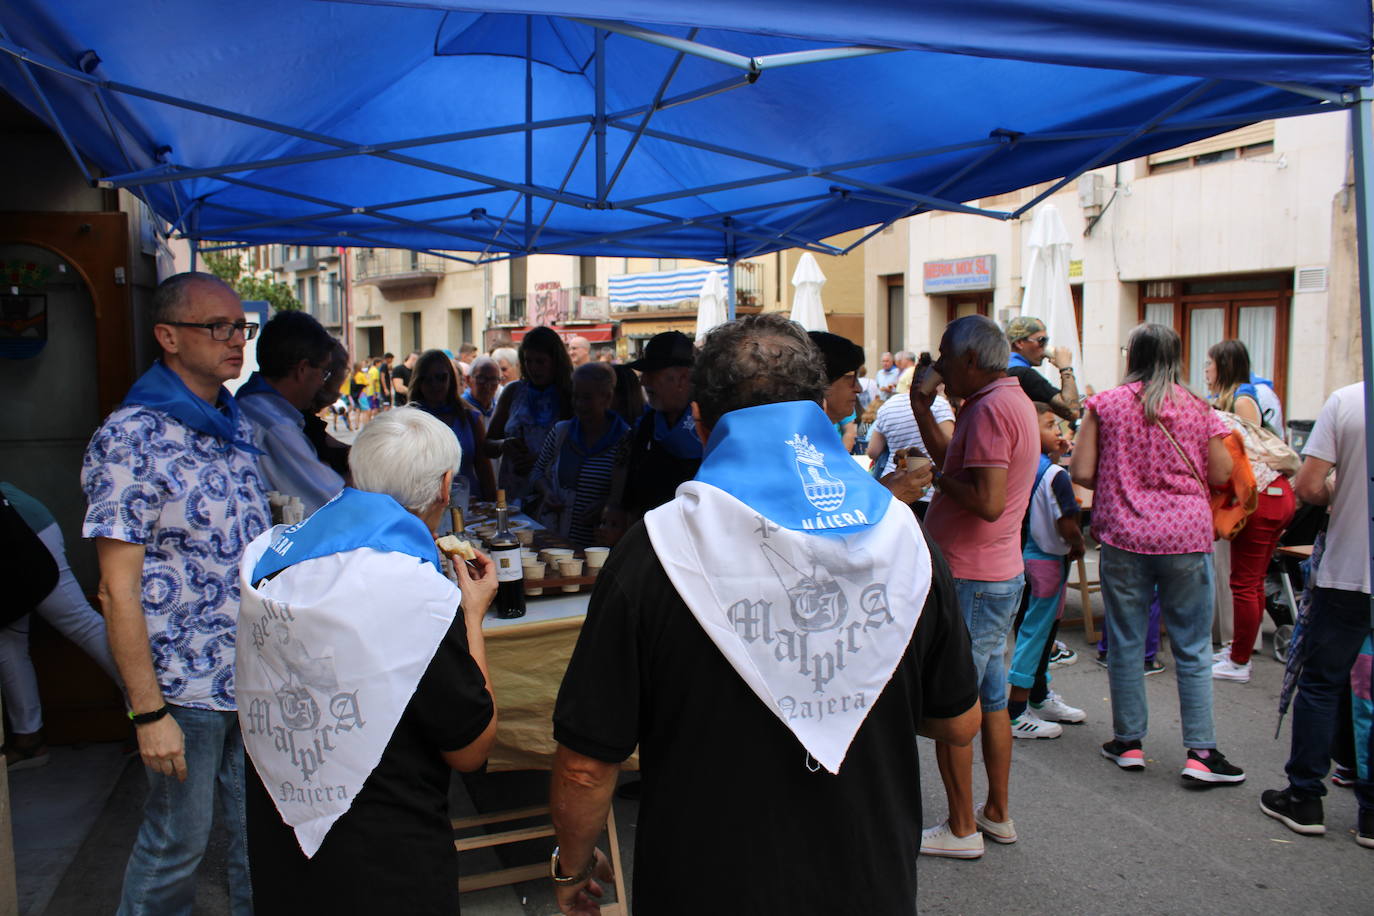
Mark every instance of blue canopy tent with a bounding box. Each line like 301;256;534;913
3;1;1374;610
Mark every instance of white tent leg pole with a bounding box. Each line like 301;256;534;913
1348;87;1374;627
726;260;736;322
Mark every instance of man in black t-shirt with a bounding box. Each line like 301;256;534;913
1004;315;1080;422
548;313;979;915
391;350;418;406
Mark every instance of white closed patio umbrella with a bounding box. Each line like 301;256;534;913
790;252;829;331
694;269;729;344
1020;204;1080;383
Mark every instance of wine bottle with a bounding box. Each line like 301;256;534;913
490;489;526;619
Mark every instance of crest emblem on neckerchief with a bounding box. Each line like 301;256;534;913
788;434;845;511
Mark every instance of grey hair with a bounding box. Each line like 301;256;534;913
1123;322;1198;422
943;315;1009;371
573;360;616;391
492;346;518;368
151;272;235;325
469;355;501;378
693;312;827;428
348;409;461;516
895;350;915;362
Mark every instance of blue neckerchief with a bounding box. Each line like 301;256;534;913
234;371;278;401
833;409;856;438
559;412;630;490
1008;352;1033;369
251;488;439;583
520;382;561;428
123;360;261;453
696;401;890;535
463;390;494;419
652;407;704;460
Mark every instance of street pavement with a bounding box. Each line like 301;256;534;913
10;520;1369;914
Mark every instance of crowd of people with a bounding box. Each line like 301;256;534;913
1;269;1370;915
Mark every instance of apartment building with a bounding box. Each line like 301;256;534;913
864;110;1360;426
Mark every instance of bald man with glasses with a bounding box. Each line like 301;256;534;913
82;272;269;914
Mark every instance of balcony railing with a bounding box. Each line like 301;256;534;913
490;294;528;326
353;249;447;284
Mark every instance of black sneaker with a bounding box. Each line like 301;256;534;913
1259;788;1325;835
1181;749;1245;786
1144;657;1166;677
1101;739;1145;770
1359;809;1374;849
1095;651;1109;669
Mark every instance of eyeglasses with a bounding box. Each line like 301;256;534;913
164;320;259;341
1027;335;1051;346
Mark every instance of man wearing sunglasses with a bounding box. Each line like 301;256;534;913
81;272;269;914
1005;316;1081;422
236;310;346;514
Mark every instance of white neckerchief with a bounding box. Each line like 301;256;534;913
645;481;930;774
237;530;458;857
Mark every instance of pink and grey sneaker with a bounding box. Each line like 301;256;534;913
1101;739;1145;770
1181;748;1245;785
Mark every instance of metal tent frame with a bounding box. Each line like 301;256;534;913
3;9;1374;611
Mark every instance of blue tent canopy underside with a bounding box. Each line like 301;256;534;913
0;1;1369;260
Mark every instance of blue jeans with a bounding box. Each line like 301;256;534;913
954;574;1025;712
118;705;252;916
1286;587;1374;807
1098;544;1216;748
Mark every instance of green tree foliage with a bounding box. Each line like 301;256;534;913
201;250;303;312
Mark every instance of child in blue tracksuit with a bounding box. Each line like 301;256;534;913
1009;403;1087;738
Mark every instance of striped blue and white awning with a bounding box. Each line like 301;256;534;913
608;266;727;309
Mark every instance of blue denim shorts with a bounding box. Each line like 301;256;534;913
954;574;1026;712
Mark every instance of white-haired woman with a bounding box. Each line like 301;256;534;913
238;408;497;913
1071;323;1243;784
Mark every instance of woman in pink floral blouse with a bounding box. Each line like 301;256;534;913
1070;323;1246;786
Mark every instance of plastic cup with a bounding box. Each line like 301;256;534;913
916;367;943;397
522;559;545;596
557;558;584;591
904;454;932;474
542;547;574;566
583;547;610;570
515;528;534;546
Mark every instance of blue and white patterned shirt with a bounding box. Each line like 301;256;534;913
82;405;270;711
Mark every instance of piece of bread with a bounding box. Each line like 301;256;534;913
436;535;476;560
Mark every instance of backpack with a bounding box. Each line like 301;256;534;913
0;492;59;627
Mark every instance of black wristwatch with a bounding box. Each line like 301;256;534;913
550;847;596;885
128;704;170;726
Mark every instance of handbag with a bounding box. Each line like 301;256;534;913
1228;411;1302;478
1154;417;1257;541
0;492;60;627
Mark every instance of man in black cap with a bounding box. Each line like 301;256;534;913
808;331;865;445
602;331;702;540
810;331;933;507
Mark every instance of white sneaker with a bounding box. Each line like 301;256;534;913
920;820;985;858
1211;656;1252;683
1032;690;1086;724
1212;642;1233;663
1010;710;1063;739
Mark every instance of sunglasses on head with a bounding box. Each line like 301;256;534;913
1026;335;1050;346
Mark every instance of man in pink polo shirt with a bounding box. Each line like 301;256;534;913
911;314;1039;859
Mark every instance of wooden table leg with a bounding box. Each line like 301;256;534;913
1076;555;1098;644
